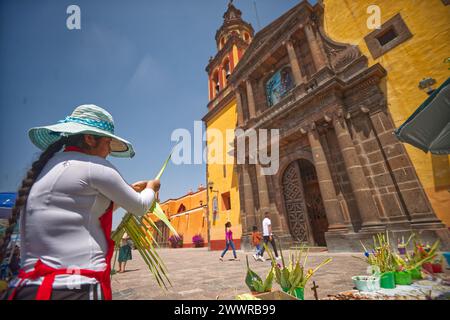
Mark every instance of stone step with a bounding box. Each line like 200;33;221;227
289;246;328;252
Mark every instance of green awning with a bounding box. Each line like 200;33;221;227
395;77;450;155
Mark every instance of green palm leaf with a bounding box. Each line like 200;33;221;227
148;151;178;236
245;255;263;292
112;213;172;289
280;268;290;291
111;150;177;290
263;266;274;291
149;201;178;236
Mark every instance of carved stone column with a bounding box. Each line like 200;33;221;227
285;40;306;85
255;165;270;212
236;165;252;251
307;124;349;231
245;79;256;119
255;164;282;230
304;23;327;72
236;89;245;126
332;113;384;230
242;164;256;232
367;109;444;226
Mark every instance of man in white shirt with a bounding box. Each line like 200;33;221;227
258;212;280;261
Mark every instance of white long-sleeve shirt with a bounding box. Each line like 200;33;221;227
15;151;155;289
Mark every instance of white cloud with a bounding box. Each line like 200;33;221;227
125;54;167;98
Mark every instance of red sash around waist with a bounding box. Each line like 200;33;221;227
8;146;116;300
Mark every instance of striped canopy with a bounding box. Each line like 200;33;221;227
395;77;450;155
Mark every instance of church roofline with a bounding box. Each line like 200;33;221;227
160;188;207;206
203;1;320;123
230;0;316;82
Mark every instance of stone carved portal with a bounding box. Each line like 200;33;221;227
282;159;328;246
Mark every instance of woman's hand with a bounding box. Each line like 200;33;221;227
131;181;148;192
132;180;161;193
146;179;161;193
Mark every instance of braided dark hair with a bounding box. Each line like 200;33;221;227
0;133;104;263
0;136;69;262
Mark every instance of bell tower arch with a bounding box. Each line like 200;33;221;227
206;1;254;102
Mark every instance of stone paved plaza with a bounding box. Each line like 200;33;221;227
111;248;368;300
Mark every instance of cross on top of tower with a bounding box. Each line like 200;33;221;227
223;0;242;22
215;1;254;47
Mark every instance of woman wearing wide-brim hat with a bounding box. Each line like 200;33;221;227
1;104;160;300
118;233;132;273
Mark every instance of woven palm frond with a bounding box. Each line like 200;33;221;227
111;151;178;289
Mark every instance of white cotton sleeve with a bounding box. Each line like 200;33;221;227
89;161;155;217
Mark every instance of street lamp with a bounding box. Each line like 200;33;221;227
208;181;219;193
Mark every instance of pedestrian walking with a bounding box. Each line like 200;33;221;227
251;226;263;261
259;212;281;261
219;222;238;261
118;233;132;273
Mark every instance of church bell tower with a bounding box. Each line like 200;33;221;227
206;1;254;104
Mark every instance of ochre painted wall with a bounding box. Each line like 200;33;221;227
206;99;242;250
150;189;207;247
233;45;239;69
323;0;450;226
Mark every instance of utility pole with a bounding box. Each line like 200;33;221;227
253;0;261;31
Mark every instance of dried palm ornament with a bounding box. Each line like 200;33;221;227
110;151;178;289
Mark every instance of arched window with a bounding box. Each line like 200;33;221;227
223;58;231;86
212;70;220;96
244;32;250;43
265;66;294;107
220;37;226;49
177;204;186;213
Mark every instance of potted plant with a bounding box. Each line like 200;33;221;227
393;264;412;285
168;234;183;248
266;243;332;300
176;234;184;248
351;275;380;292
354;232;397;289
394;234;439;285
408;236;441;276
245;256;274;296
431;256;443;274
397;235;409;255
192;234;204;248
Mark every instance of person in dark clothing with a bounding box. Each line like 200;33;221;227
258;212;280;261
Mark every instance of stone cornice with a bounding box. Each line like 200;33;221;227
202;85;235;124
229;1;314;83
241;63;387;133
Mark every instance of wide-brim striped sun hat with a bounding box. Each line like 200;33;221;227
28;104;135;158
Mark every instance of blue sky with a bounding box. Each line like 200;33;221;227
0;0;310;228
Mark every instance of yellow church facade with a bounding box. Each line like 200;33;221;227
202;3;254;250
205;100;242;250
322;0;450;226
202;1;448;252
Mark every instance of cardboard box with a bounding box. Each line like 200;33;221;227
254;290;298;300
